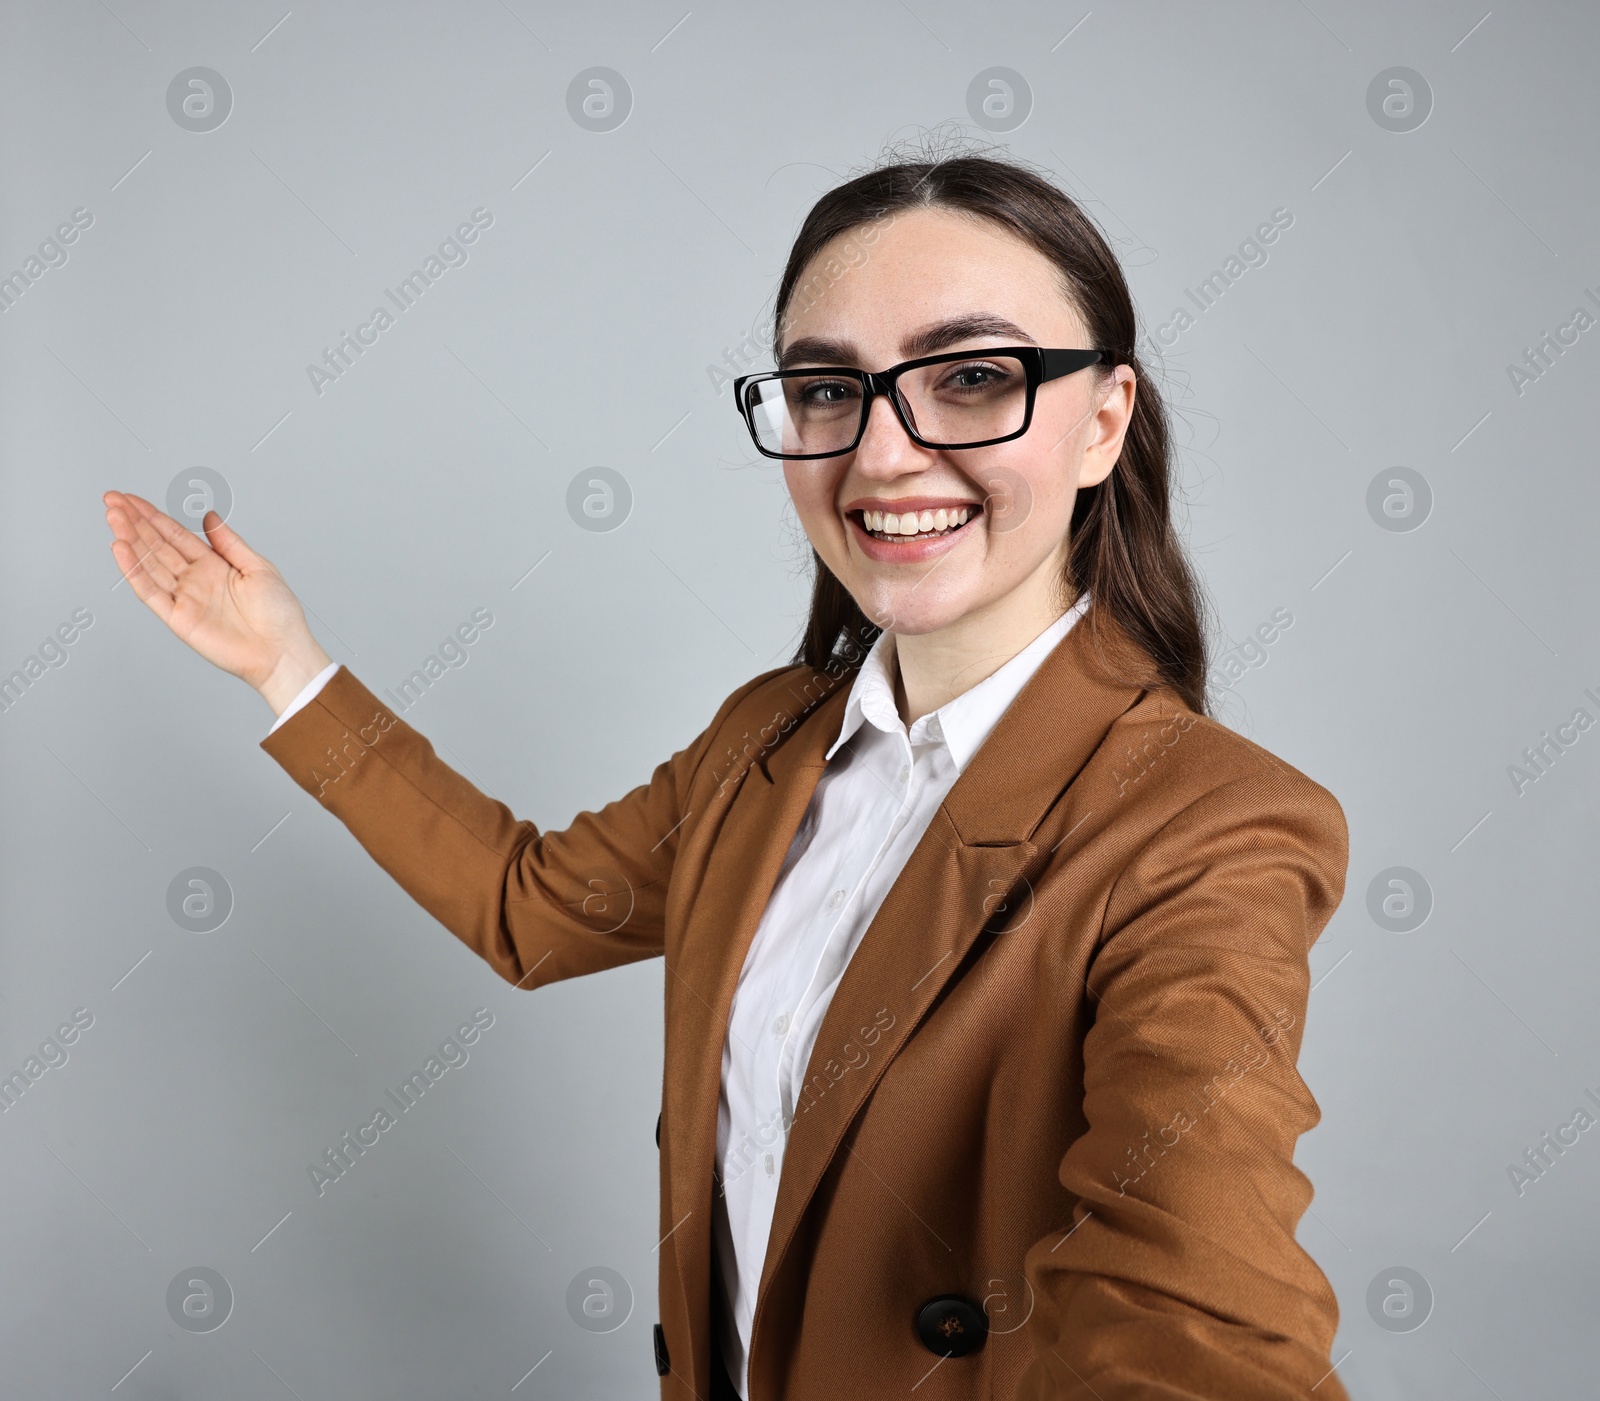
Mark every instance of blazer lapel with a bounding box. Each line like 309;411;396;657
746;605;1154;1395
664;665;853;1390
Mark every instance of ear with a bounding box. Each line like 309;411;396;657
1078;367;1137;489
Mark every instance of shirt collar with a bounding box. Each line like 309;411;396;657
824;591;1092;775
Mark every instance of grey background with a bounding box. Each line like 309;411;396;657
2;1;1596;1396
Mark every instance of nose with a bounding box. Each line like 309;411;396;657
850;390;934;481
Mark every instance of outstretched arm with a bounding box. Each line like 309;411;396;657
103;486;774;990
259;663;770;988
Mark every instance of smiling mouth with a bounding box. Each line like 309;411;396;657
850;504;984;543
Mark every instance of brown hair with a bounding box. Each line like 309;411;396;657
773;137;1212;716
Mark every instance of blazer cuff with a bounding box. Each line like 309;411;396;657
266;661;341;736
259;665;391;796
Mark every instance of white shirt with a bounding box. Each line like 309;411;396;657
709;592;1089;1397
266;594;1091;1400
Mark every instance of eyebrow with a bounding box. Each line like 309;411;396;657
777;313;1039;370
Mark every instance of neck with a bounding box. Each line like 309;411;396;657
891;570;1080;728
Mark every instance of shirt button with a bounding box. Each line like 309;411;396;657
827;888;845;910
764;1153;775;1177
773;1013;789;1035
898;763;911;785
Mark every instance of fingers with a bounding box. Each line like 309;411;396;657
117;492;210;564
201;511;271;573
107;535;175;624
103;491;204;582
111;508;190;594
105;504;173;588
103;491;209;601
102;490;272;576
104;489;163;537
102;492;147;549
105;489;222;586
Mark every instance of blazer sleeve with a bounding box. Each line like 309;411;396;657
258;664;771;990
1015;770;1351;1401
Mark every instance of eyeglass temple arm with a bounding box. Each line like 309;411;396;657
1041;348;1116;381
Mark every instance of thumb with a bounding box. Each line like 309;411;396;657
202;510;272;573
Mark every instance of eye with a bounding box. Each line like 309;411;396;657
940;360;1011;391
793;376;860;406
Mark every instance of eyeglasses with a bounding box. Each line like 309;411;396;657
732;346;1116;460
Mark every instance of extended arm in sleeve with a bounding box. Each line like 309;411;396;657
259;665;773;990
1015;773;1351;1401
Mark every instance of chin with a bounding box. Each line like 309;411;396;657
844;585;979;638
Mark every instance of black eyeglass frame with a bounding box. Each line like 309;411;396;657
732;346;1117;460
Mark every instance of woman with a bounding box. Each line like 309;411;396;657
103;150;1350;1400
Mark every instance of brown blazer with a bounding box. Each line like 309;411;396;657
261;604;1350;1401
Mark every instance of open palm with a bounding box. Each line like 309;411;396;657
103;490;329;699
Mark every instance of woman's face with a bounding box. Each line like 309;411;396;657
778;206;1136;640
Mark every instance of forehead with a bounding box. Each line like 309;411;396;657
779;206;1083;365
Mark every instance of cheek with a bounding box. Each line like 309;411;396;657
783;466;844;543
783;465;819;518
972;450;1073;553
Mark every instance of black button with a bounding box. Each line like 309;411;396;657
653;1321;670;1376
915;1295;988;1357
655;1111;661;1148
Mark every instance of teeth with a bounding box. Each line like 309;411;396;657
861;506;972;539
